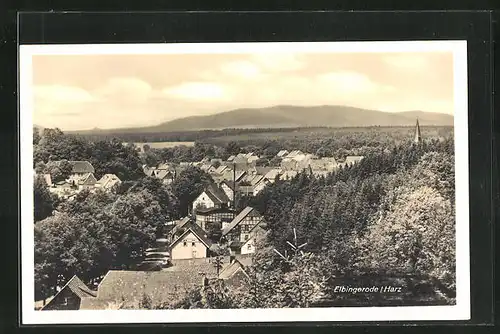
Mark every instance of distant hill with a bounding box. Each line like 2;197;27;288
70;105;454;134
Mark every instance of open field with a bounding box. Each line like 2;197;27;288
128;141;196;151
202;126;454;146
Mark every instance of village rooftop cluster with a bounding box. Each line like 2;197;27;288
35;147;365;310
36;121;425;311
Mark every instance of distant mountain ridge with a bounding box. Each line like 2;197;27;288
70;105;454;134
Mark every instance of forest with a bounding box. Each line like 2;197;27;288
32;127;456;308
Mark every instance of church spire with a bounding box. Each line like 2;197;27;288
414;118;422;144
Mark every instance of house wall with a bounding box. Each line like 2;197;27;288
192;192;215;212
196;210;234;230
42;289;81;310
171;232;208;260
241;236;256;255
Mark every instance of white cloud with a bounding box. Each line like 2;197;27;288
162;82;232;101
252;53;305;72
383;54;430;70
316;71;395;95
34;85;95;103
219;60;262;80
93;77;153;102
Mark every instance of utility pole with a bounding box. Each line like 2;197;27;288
232;162;237;213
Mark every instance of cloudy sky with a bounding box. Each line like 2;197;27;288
32;51;454;131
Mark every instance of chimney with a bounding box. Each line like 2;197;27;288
233;162;237;210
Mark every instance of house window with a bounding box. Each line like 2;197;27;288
183;241;187;247
192;242;196;247
62;297;69;306
247;243;252;250
244;235;249;241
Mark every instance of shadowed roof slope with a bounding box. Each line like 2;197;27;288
41;275;96;310
68;161;95;174
97;270;203;307
222;206;262;236
169;223;213;249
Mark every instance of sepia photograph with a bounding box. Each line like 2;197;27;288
20;41;469;324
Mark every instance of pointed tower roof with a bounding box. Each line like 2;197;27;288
414;118;422;144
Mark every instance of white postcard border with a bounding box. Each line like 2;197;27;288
20;40;469;324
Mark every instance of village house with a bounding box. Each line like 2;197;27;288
195;206;236;231
286;150;304;159
309;157;338;172
214;164;228;175
79;270;207;310
165;217;193;243
263;168;283;183
67;160;95;178
169;223;213;260
217;168;247;184
238;174;268;197
276;149;289;158
95;174;121;191
73;173;98;190
192;183;231;213
240;223;267;255
219;256;253;289
222;206;265;246
41;275;97;311
219;180;236;201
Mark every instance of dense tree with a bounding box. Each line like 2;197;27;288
225;141;241;156
43;160;73;183
33;127;41;145
34;129;144;181
34;184;168;300
33;175;56;222
355;185;455;294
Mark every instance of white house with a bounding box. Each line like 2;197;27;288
169;224;213;260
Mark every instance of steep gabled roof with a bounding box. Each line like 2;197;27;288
155;169;174;180
42;275;96;310
222;206;262;236
219;255;253;280
264;169;282;181
97;174;121;188
78;173;97;185
204;183;230;205
214;165;228;174
169;223;213;249
287;150;303;158
68;161;95;174
220;180;235;191
277;150;289;157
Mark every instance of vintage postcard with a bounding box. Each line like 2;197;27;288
20;41;469;324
